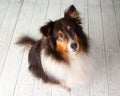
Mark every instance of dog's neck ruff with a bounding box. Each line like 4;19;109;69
41;49;92;88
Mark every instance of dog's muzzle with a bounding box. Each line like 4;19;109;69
70;42;78;52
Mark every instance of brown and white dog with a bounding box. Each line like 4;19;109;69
17;5;93;90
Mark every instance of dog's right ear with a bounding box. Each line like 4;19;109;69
65;5;81;24
40;21;53;37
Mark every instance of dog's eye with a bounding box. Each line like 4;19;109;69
58;33;64;38
69;28;73;32
58;32;64;39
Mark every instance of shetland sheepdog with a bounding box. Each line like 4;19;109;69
17;5;93;90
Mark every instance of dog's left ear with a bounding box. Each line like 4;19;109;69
40;21;53;37
65;5;81;24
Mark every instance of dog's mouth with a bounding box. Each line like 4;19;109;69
72;49;78;52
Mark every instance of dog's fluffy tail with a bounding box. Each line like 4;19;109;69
16;36;36;48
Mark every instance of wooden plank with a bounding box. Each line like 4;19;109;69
75;0;88;35
101;0;120;96
0;0;23;75
60;0;74;17
46;0;61;21
33;80;52;96
101;0;119;52
113;0;120;46
73;0;90;96
13;50;35;96
105;52;120;96
28;0;50;39
0;0;10;26
88;0;109;96
0;0;37;96
0;41;24;96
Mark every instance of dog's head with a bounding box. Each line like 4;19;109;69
40;5;89;59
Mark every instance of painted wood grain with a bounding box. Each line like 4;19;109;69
101;0;120;96
113;0;120;47
0;0;10;26
0;0;36;96
88;0;109;96
0;0;23;75
60;0;74;17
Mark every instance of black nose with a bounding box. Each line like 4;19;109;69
70;43;77;50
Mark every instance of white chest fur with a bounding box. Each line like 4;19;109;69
41;49;93;88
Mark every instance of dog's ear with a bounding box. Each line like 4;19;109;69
65;5;81;24
40;21;53;37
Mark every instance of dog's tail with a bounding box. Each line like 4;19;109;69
16;36;36;48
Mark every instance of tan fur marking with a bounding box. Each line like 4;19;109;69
70;11;79;18
67;26;71;30
70;11;80;23
56;40;69;62
58;30;63;35
47;81;70;91
60;81;71;91
56;30;69;63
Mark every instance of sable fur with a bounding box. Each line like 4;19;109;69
17;5;91;89
17;36;36;46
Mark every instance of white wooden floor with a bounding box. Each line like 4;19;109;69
0;0;120;96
